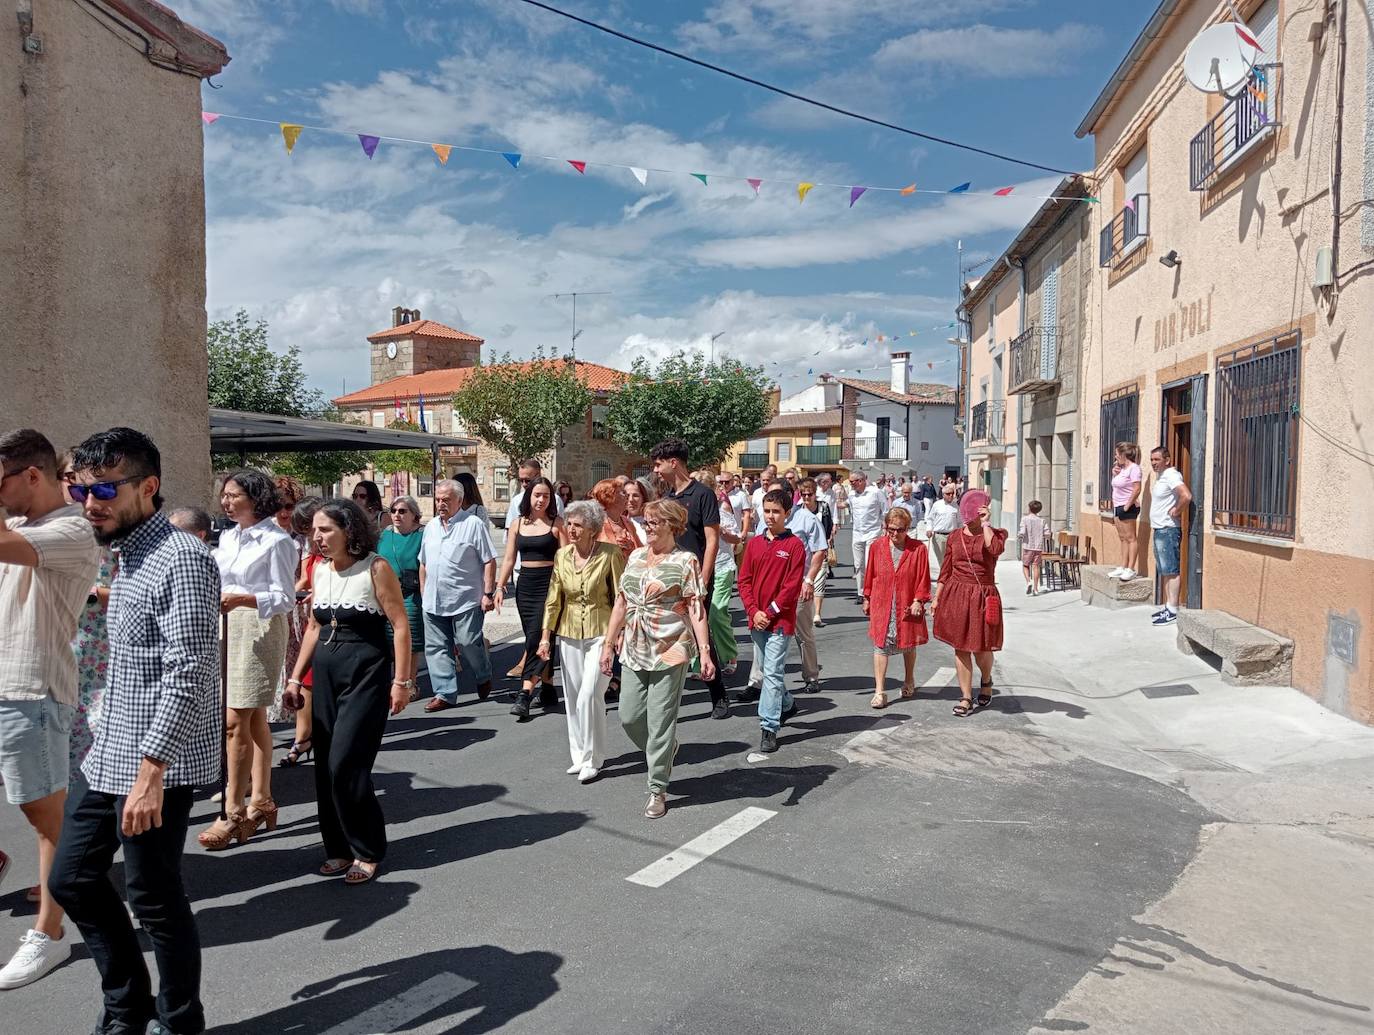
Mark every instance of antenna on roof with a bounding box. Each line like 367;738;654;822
1184;22;1261;98
549;290;612;360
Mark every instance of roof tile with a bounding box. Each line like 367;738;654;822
366;319;485;344
334;359;629;407
839;378;957;406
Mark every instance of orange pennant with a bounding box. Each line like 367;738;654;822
432;144;452;165
900;183;917;196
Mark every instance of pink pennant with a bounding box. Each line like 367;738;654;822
568;160;587;174
994;186;1014;196
201;112;220;125
747;178;762;195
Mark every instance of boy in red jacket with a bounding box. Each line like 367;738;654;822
738;489;808;753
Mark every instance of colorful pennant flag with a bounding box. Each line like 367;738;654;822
503;152;522;169
949;182;971;194
280;123;303;154
691;173;708;186
432;144;451;165
201;112;220;125
849;186;867;208
1234;23;1262;51
418;392;428;432
994;186;1015;196
798;182;815;203
747;178;762;195
630;167;648;186
901;183;917;196
358;134;380;159
568;160;587;174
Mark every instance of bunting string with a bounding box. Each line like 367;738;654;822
201;111;1099;206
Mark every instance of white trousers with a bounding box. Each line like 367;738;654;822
558;635;609;769
852;534;878;596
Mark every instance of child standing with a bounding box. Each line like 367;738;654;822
738;489;808;754
1019;500;1046;595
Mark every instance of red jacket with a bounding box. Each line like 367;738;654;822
863;535;931;650
739;531;808;635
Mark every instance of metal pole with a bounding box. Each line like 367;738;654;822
218;611;229;822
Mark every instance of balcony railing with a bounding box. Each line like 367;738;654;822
796;444;841;465
848;435;908;461
737;452;768;469
1009;325;1061;395
1098;193;1150;268
969;400;1006;446
1189;64;1281;191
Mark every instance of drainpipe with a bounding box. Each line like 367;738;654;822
1007;256;1027;538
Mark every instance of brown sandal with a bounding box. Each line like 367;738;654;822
952;698;974;717
900;684;917;699
246;800;279;834
344;861;378;885
318;858;351;877
197;810;248;851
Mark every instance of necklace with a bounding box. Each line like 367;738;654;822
318;556;351;646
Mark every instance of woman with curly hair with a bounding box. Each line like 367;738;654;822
200;470;297;850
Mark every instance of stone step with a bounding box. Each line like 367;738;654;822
1080;564;1152;610
1176;608;1294;686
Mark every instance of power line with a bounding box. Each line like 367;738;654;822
508;0;1077;177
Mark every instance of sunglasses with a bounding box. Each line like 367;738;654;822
389;506;412;515
67;476;144;503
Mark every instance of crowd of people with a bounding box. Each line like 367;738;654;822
0;424;1015;1033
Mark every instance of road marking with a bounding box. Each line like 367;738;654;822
626;806;777;888
926;666;955;689
321;973;477;1034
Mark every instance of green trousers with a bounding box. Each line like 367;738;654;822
619;663;687;794
709;566;739;665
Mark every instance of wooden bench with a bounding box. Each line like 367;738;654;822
1176;609;1294;686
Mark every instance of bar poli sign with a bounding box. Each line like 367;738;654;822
1153;287;1215;353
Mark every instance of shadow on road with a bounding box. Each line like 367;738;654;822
209;945;561;1034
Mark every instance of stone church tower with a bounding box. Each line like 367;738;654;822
368;306;485;385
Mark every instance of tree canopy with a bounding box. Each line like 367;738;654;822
372;420;433;480
605;351;772;467
449;350;593;468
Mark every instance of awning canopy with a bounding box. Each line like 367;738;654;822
210;408;477;455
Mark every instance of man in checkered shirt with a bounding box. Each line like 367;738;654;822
49;428;220;1035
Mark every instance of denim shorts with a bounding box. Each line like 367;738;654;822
1152;526;1182;577
0;696;74;805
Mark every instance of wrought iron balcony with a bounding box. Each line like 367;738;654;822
969;400;1006;446
738;452;768;469
796;444;841;465
1098;193;1149;268
1009;325;1061;395
1190;64;1281;191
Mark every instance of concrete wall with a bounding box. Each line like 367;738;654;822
1;1;221;505
1079;0;1374;721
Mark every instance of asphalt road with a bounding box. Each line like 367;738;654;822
1;529;1209;1034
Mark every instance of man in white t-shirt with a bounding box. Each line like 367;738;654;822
846;471;888;604
750;463;777;529
0;429;100;988
504;458;564;530
1147;446;1192;625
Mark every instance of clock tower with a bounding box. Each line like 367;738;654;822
368;306;485;385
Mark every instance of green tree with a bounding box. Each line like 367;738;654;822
373;420;433;480
605;351;772;466
450;350;593;467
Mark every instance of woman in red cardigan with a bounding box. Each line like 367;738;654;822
861;507;931;708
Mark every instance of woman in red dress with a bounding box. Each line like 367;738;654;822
931;490;1006;716
862;507;931;709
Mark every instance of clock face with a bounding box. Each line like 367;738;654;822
386;342;398;360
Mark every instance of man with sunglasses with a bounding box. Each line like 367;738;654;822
48;427;221;1035
0;430;100;990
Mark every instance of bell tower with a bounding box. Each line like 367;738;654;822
368;306;484;385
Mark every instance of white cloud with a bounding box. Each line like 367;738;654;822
874;23;1107;77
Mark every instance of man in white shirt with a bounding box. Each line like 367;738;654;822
421;479;497;711
721;472;751;565
893;483;923;524
750;463;777;528
846;471;888;605
0;429;100;989
926;481;963;571
504;459;563;529
1148;446;1192;626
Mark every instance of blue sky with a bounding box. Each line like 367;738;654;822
184;0;1149;398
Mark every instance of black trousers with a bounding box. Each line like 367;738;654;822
313;665;390;863
515;565;556;684
703;570;729;706
49;785;202;1034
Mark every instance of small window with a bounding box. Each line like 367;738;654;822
1098;387;1139;511
591;460;612;484
418;478;433;498
591;404;609;440
746;437;767;453
371;410;386;428
920;441;930;452
632;464;650;480
776;441;792;462
493;466;510;503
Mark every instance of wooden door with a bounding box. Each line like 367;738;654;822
1163;384;1193;605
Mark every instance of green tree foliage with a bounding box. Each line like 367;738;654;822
372;420;432;480
605;351;772;467
270;407;377;491
450;350;593;468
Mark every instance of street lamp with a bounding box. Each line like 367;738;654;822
709;332;724;366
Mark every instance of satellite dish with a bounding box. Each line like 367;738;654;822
1185;23;1259;96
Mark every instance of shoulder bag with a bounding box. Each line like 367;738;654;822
956;530;1002;626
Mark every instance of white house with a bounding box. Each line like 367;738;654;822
838;353;960;480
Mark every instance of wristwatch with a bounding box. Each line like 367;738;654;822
393;678;416;690
482;590;495;599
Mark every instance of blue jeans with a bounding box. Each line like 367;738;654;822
750;629;793;732
423;608;492;703
1152;526;1182;577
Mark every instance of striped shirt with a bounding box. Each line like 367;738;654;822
0;504;100;705
82;511;222;794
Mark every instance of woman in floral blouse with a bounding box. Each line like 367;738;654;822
600;499;714;820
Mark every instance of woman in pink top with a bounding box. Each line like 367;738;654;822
1109;442;1143;581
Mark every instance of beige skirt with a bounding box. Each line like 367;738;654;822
225;609;288;709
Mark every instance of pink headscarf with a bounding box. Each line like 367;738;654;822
959;489;991;524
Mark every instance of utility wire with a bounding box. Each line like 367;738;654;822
508;0;1078;177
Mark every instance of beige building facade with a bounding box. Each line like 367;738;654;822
2;1;227;500
1077;0;1373;721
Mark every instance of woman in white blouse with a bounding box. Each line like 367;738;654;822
199;470;299;850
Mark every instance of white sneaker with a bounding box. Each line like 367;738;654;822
1118;568;1136;582
578;765;600;784
1107;567;1125;578
565;763;582;775
0;929;71;989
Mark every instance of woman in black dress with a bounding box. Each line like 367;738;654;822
286;499;412;884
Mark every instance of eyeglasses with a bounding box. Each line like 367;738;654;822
67;476;144;503
389;506;411;515
884;525;905;532
642;519;663;529
801;491;815;497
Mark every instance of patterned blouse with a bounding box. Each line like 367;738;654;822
617;546;706;672
70;552;114;770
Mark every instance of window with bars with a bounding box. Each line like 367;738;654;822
1212;334;1301;538
1098;386;1139;510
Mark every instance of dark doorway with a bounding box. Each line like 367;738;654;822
1159;376;1207;610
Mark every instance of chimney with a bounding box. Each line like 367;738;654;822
391;306;404;327
818;372;840;409
890;351;910;395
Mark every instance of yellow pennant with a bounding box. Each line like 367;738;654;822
280;123;303;154
798;182;815;203
432;143;452;165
